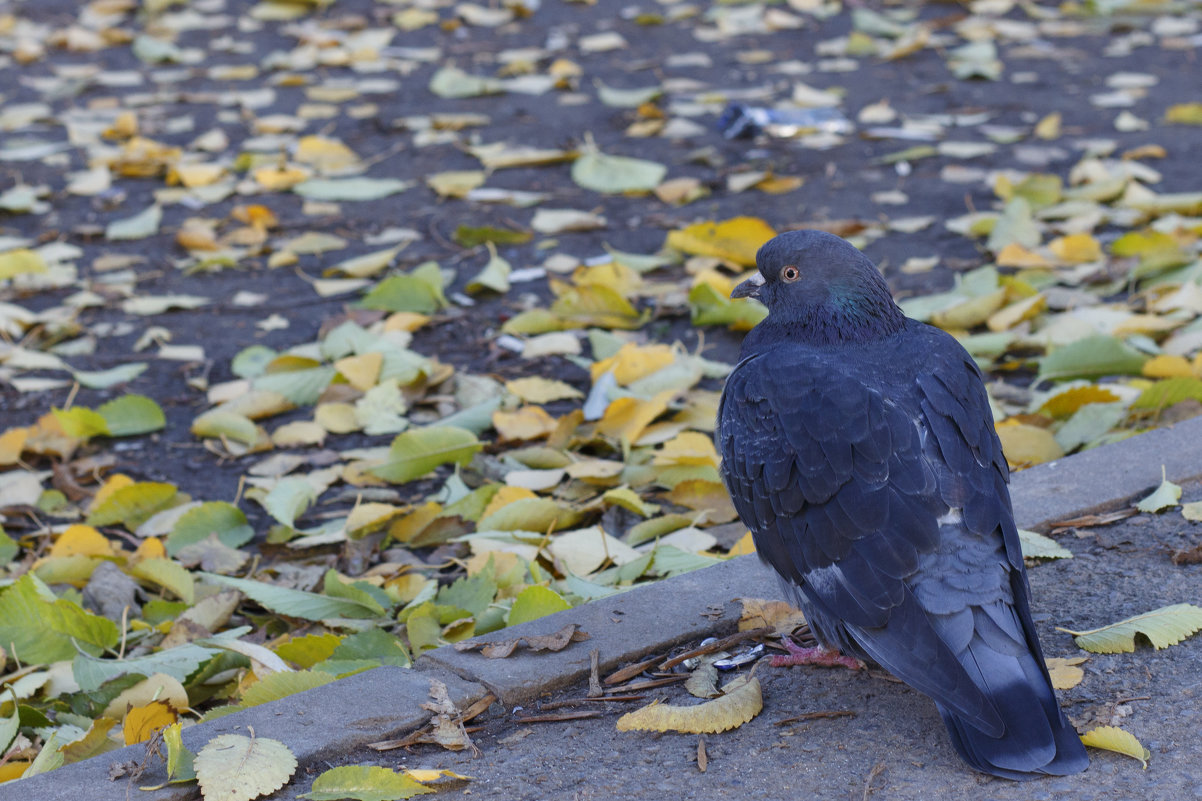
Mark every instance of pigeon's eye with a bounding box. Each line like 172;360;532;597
780;265;800;282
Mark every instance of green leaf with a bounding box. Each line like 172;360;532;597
231;345;278;378
428;66;503;99
1038;335;1148;382
293;178;411;201
1136;474;1182;513
327;628;411;668
254;366;337;406
478;497;574;533
87;482;179;529
452;224;533;248
53;407;111;440
261;478;318;529
71;363;149;389
1131;377;1202;412
162;722;197;784
239;670;336;708
130;558;196;604
466;243;511;294
323;570;391;617
98;394;166;437
507;585;571;625
371;427;482;483
436;573;498;618
1017;529;1073;560
1059;603;1202;653
0;688;19;755
359;262;448;313
301;765;433;801
688;282;767;329
986;197;1038;253
167;501;254;555
0;527;18;565
106;204;162;240
0;574;119;663
275;632;344;668
571;149;666;194
200;573;387;621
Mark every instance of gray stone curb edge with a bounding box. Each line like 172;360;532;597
9;414;1202;800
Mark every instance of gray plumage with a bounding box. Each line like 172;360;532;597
716;230;1088;780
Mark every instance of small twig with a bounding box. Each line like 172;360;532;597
659;627;773;670
604;656;660;685
588;648;603;698
539;695;646;711
862;762;887;801
606;675;689;694
775;709;857;726
1114;695;1151;705
513;710;604;724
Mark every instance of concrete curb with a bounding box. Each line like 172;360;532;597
9;666;485;801
15;415;1199;797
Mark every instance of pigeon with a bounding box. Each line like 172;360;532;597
716;230;1088;780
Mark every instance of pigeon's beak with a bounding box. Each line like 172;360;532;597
731;272;765;300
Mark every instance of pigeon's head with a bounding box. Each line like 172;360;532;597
731;230;905;345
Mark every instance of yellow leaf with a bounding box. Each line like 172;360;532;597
0;248;47;279
729;531;756;556
176;220;220;251
595;390;674;444
1034;111;1062;140
995;243;1053;268
89;474;134;513
315;402;360;434
253;164;312;190
1045;656;1087;690
755;174;804;194
505;377;583;404
930;289;1008;330
665;217;777;267
134;537;166;560
294;135;360;171
123;700;178;745
387;501;443;544
50;524;114;558
1049;233;1102;264
194;733;297;801
1142;354;1195;379
383;312;431;333
986;293;1046;332
480;487;537;521
738;598;805;633
617;675;762;733
492;406;558;442
334;352;383;392
653;432;720;467
103;110;138;139
1039;386;1121;418
1165;102;1202;125
1080;726;1150;768
0;427;29;466
591;343;676;385
426;170;486;198
666;479;738;523
995;422;1064;467
271;420;327;448
346;503;404;537
169;163;225;188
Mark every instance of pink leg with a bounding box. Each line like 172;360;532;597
770;638;863;670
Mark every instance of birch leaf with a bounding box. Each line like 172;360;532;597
1080;726;1149;768
1059;603;1202;653
616;675;762;734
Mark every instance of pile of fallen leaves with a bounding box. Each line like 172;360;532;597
2;0;1202;795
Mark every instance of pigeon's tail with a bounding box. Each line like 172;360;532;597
936;619;1089;781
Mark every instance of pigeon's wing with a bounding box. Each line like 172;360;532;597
717;343;1003;732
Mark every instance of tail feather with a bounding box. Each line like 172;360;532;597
938;638;1088;780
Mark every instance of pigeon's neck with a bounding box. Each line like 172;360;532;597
747;293;907;350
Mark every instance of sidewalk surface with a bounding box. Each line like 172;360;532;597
15;415;1202;801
